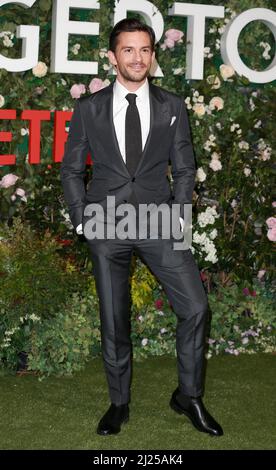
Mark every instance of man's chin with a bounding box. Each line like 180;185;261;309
125;71;149;83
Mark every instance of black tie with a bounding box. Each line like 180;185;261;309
125;93;142;176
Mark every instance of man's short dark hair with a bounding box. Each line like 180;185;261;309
109;18;155;53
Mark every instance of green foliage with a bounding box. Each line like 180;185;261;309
28;294;95;376
207;283;276;356
0;1;275;375
86;274;275;361
0;0;274;283
0;218;85;370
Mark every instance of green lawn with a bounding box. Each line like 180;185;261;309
0;354;275;450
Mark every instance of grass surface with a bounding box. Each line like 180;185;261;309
0;354;275;450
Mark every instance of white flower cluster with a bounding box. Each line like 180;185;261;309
0;30;14;48
20;313;41;323
203;133;216;152
98;47;112;70
225;8;237;19
217;9;236;36
257;138;272;161
209;151;222;172
259;41;271;60
1;314;40;349
203;47;213;59
230;122;242;135
238;140;249;150
185;90;205;118
99;47;108;59
60;209;73;229
1;326;20;349
71;43;81;55
198;206;219;228
254;120;262;129
192;206;219;263
21;128;29;136
193;229;218;264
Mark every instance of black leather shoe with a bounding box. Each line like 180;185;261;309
96;403;129;435
170;388;223;436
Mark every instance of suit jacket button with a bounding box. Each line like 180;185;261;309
131;177;135;182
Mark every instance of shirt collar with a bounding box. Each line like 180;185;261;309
113;78;149;106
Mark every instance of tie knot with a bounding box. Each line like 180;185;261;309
125;93;137;105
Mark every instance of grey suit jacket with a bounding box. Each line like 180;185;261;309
60;80;196;229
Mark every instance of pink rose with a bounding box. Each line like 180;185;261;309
15;187;27;202
243;287;250;296
266;217;276;229
70;83;86;99
0;173;19;188
89;78;105;94
15;187;25;197
165;29;184;42
257;270;266;279
267;227;276;242
272;201;276;208
164;37;175;49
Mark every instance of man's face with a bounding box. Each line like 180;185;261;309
108;31;155;85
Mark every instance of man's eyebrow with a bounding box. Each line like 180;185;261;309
121;45;151;49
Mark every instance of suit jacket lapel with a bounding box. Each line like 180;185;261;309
134;82;170;176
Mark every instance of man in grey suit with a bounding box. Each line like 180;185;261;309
60;18;223;437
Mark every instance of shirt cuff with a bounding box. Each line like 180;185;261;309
179;217;184;232
76;223;83;235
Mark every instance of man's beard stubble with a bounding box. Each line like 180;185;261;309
116;63;150;83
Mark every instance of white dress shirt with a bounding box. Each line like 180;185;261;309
113;78;150;161
76;78;184;234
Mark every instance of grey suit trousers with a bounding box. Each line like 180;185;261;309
86;231;209;406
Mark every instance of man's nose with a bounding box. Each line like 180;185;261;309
134;51;142;61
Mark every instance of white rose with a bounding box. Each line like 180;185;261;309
209;159;222;171
209;96;224;111
196;167;207;182
193;103;205;117
206;75;221;89
32;61;48;78
220;64;235;80
244;167;251;177
211;152;220;160
0;95;5;108
173;67;185;75
3;35;13;47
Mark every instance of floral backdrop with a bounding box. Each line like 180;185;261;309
0;0;275;373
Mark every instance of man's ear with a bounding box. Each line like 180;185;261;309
151;49;156;65
107;50;117;68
